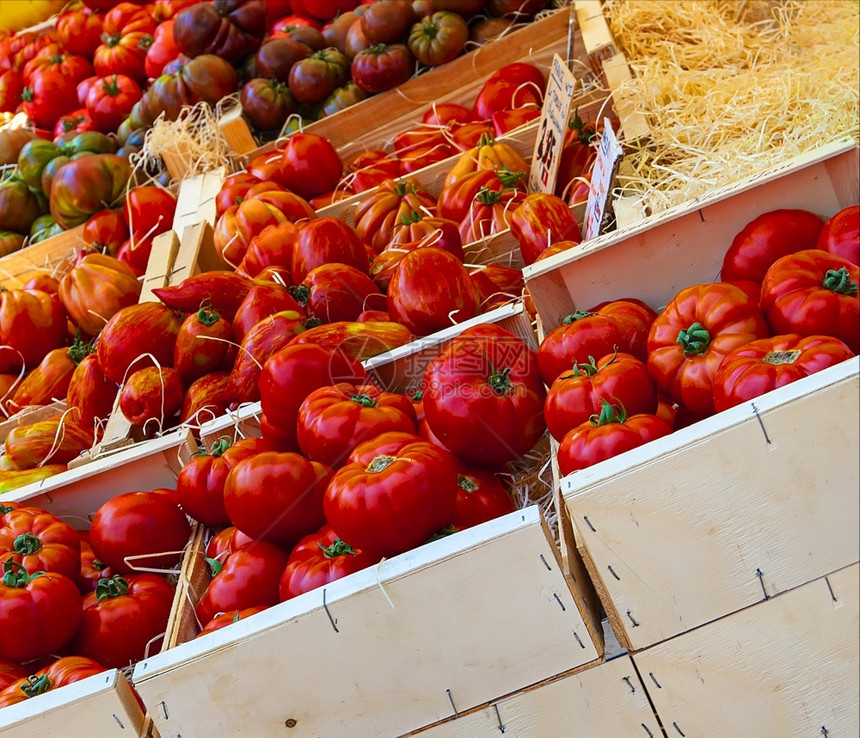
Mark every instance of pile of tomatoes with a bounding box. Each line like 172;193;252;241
537;206;859;476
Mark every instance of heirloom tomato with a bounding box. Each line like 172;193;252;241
50;153;131;229
288;47;349;104
360;0;415;44
0;287;66;374
174;305;232;383
56;9;103;57
450;468;515;531
443;135;529;191
323;439;458;557
196;541;288;626
271;132;343;201
353;178;437;252
79;539;114;594
152;271;253;322
351;43;413;94
457;185;525;244
4;418;92;470
85;74;142;133
241;78;296;131
6;342;85;414
181;371;232;424
647;282;769;416
0;560;82;662
388;211;463;259
0;657;104;709
66;354;117;435
713;334;854;413
19;69;79;128
89;491;191;574
297;382;417;468
423;323;546;466
0;506;80;581
720;208;824;283
214;199;286;267
119;366;184;429
83;208;129;254
255;36;312;82
816;205;859;265
173;0;267;64
102;2;157;36
196;606;267;637
206;525;255;562
145;20;181;79
544;352;657;442
279;524;381;601
231;281;303;343
408;11;468;66
437;167;525;223
295;263;386;324
557;398;672;476
291;217;368;283
510;192;581;265
760;249;859;353
93;31;154;81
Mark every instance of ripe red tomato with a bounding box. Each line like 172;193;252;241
20;68;80;128
510;192;581;265
647;282;770;417
557;399;673;476
85;74;142;133
0;507;80;582
73;573;174;669
123;185;176;242
196;541;289;626
544;352;658;442
0;561;82;662
0;659;27;693
56;9;104;57
538;298;658;386
274;132;343;201
206;526;255;562
423;323;546;466
223;452;331;546
78;539;115;594
816;206;859;265
451;468;515;531
291;217;368;283
324;439;458;557
196;606;267;638
174;305;233;383
296;263;386;324
720;209;824;283
93;31;154;82
712;333;854;413
0;657;104;709
297;382;417;468
760;249;859;353
89;491;191;574
279;524;382;601
351;43;414;93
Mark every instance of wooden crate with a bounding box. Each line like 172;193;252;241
0;400;66;443
0;669;145;737
633;564;859;737
563;356;859;652
0;224;83;290
133;505;603;738
410;654;661;737
522;137;859;323
1;428;197;525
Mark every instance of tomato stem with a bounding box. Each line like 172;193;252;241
2;561;44;588
289;284;310;307
207;437;232;457
318;538;355;558
487;366;512;394
12;533;42;556
67;333;95;365
21;674;51;698
197;305;221;326
562;311;595;325
676;322;711;355
823;267;859;295
763;349;801;365
367;455;396;473
457;474;478;493
350;393;378;408
96;575;129;601
589;397;627;426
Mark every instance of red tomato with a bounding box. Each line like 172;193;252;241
423;323;546;466
0;69;22;113
279;524;382;601
544;352;658;442
538;298;658;386
196;541;289;625
713;333;854;413
89;491;191;574
510;192;581;265
296;263;386;324
73;573;174;668
324;439;458;557
720;209;825;283
451;468;515;530
0;507;80;582
296;382;417;468
274;132;343;200
20;68;80;129
23;52;93;89
351;43;414;93
145;19;180;80
176;437;269;527
0;561;82;662
196;606;267;637
557;398;673;477
232;281;304;343
473;63;544;119
53;108;97;137
85;74;142;133
457;185;525;244
123;185;176;242
56;9;104;57
173;304;233;383
647;282;770;417
353;178;437;253
223;452;331;546
93;31;154;82
78;539;115;594
215;198;286;267
387;247;478;336
103;2;157;35
205;526;256;562
0;659;27;693
760;249;859;353
0;288;67;375
0;657;104;709
816;205;859;266
291;217;368;283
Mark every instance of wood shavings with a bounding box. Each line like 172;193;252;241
136;102;233;184
603;0;860;214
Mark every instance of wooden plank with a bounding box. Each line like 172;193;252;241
0;670;145;737
172;220;223;279
411;655;659;737
139;230;180;303
162;524;209;650
523;139;859;324
563;358;860;652
4;429;197;529
218;105;258;156
0;400;66;443
133;506;601;738
634;565;859;738
171;168;226;241
0;223;84;290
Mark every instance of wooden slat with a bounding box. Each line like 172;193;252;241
0;224;83;290
162;524;209;650
411;655;659;737
0;400;66;443
140;230;180;303
523;139;859;325
634;565;859;737
134;506;601;738
563;358;860;652
0;670;145;737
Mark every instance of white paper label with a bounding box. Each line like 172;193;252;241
528;54;577;194
583;118;624;240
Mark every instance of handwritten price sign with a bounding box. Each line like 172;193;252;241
528;54;577;194
583;118;624;240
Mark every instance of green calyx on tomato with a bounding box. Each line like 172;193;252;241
367;455;397;473
67;334;96;365
20;674;52;698
206;437;232;458
205;556;224;577
12;533;42;556
19;87;34;103
392;182;415;197
95;576;130;601
487;366;513;395
496;166;525;188
411;390;423;402
318;538;355;559
763;349;801;366
569;108;596;145
426;524;457;543
476;187;505;206
457;475;478;493
2;560;45;588
676;321;711;355
401;210;424;226
0;504;15;514
288;284;310;307
366;44;390;56
304;316;323;329
823;267;858;295
562;311;595;325
197;305;222;326
589;397;626;426
350;393;378;408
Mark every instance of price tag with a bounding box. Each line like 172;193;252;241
528;54;577;194
583;118;624;240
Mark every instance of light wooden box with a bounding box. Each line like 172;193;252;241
633;564;859;737
410;653;661;737
133;506;603;738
